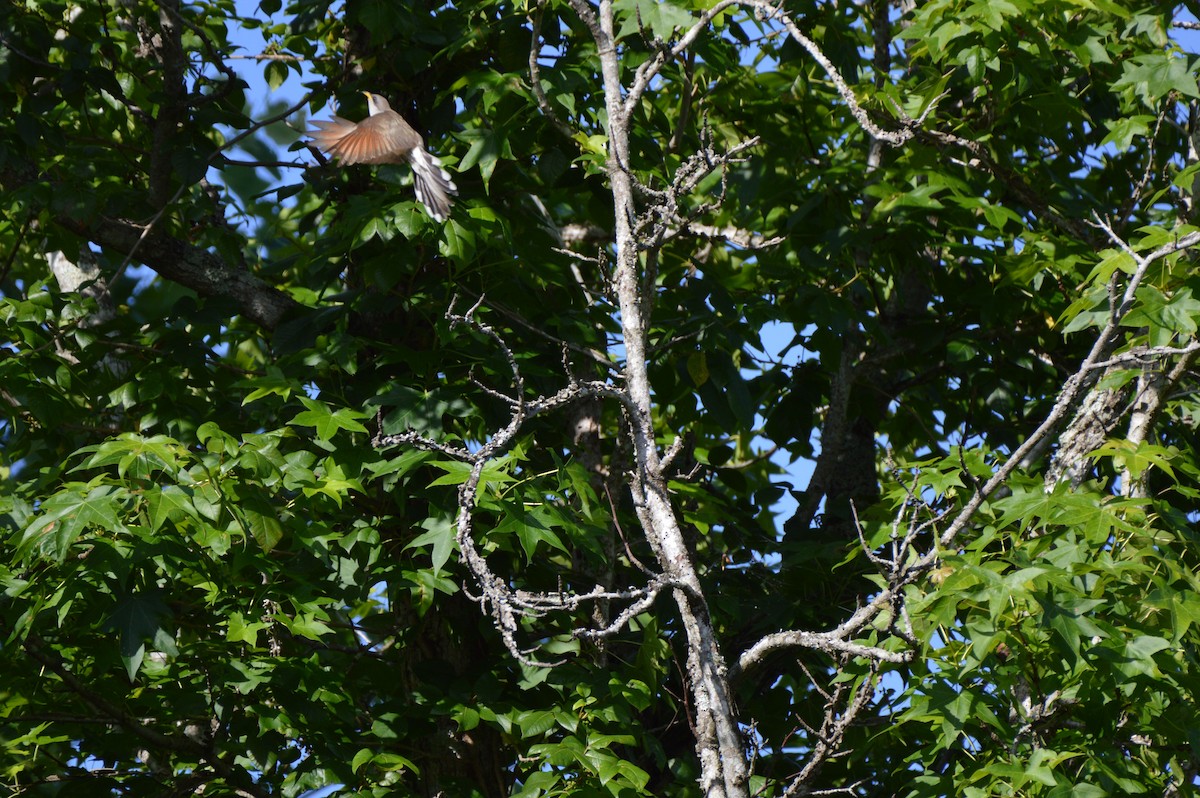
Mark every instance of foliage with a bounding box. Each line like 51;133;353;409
2;0;1200;795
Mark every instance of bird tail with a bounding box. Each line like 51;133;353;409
410;148;458;223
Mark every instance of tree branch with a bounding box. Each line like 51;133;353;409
22;633;267;797
55;213;297;329
529;2;578;140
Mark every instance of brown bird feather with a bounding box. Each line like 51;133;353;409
309;92;457;222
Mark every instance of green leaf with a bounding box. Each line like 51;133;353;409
613;0;694;40
108;589;175;681
1101;115;1155;151
73;434;185;479
457;128;511;189
240;366;300;404
243;504;284;552
427;459;516;490
405;515;458;576
1113;53;1200;105
1122;285;1200;346
351;748;375;774
687;351;709;386
226;612;269;646
279;611;335;641
20;483;126;562
1120;635;1170;677
493;500;570;561
146;484;196;531
516;709;559;738
264;59;289;90
1089;439;1178;481
290;397;370;440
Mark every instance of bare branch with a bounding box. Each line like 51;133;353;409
625;0;742;111
1121;350;1198;497
739;631;911;667
1087;342;1200;368
228;53;306;62
745;0;916;145
561;3;753;794
22;634;267;796
377;297;643;668
147;0;188;208
782;665;881;796
53;214;296;329
529;2;578;140
1088;218;1200;316
681;223;784;250
910;222;1200;547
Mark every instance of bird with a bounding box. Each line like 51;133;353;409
308;91;457;223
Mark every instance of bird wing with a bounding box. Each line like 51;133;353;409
307;117;358;154
309;109;455;221
310;114;423;166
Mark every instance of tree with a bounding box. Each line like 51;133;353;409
3;0;1200;795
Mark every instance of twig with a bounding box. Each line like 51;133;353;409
228;53;306;62
101;92;313;299
528;2;578;140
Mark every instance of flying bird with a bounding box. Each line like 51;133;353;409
309;91;457;223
